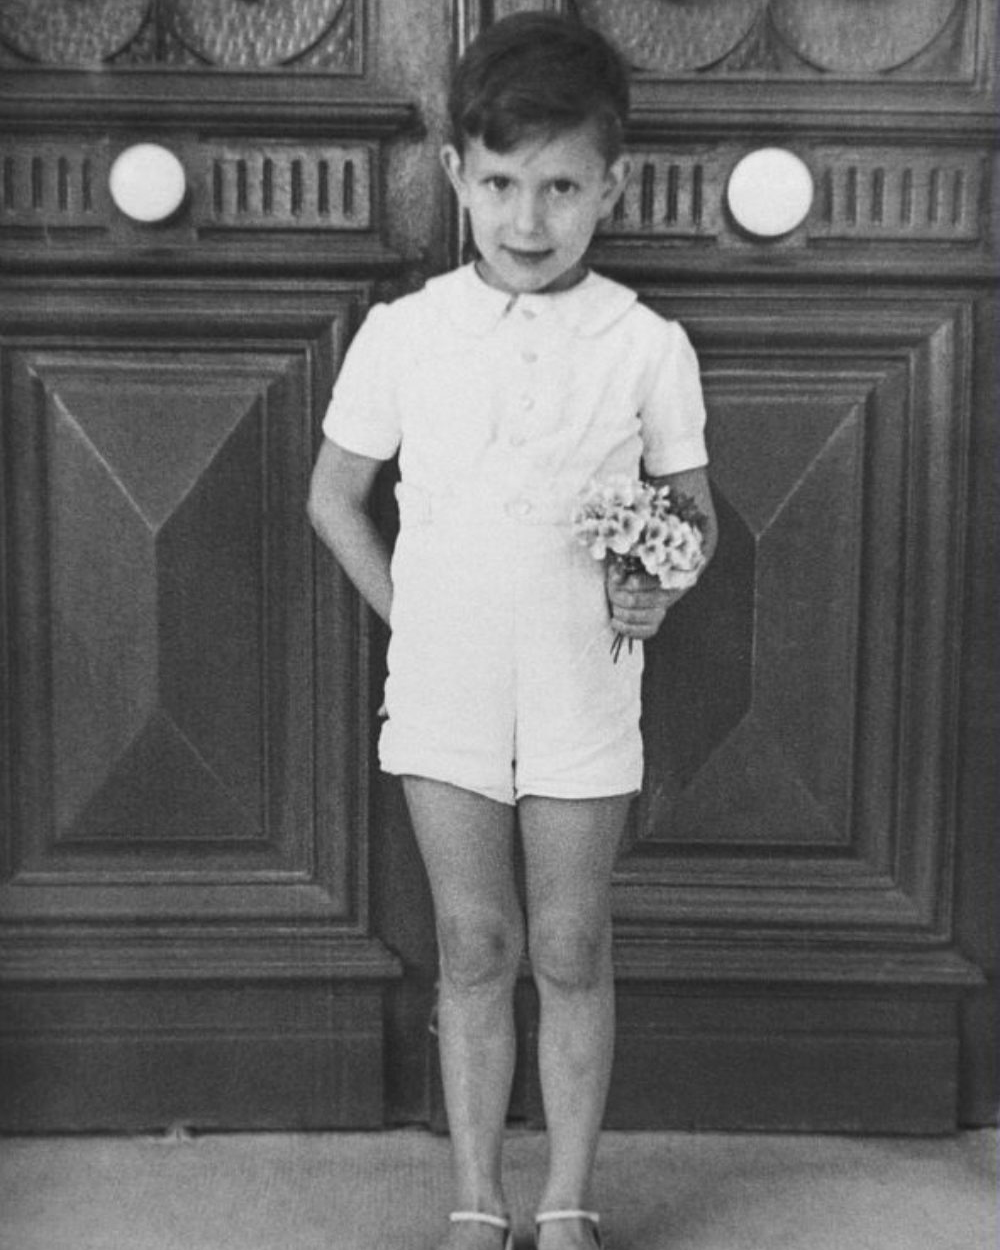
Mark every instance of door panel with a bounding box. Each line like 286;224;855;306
0;0;995;1131
465;0;993;1131
0;0;455;1130
20;350;301;854
633;295;968;894
0;282;400;1128
2;282;373;918
602;294;979;1131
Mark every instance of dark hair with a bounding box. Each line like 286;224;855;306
448;13;630;163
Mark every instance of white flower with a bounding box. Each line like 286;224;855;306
573;475;705;589
572;475;707;660
607;507;645;555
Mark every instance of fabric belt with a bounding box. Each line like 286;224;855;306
395;481;570;527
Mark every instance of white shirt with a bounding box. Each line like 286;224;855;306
323;263;708;522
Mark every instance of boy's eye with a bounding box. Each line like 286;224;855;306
485;176;511;192
549;180;579;197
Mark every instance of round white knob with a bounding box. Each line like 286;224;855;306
109;143;187;223
727;147;814;238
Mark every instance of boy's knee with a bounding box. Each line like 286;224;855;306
437;912;523;990
529;917;611;993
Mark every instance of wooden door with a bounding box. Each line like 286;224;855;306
545;0;995;1132
0;0;452;1131
436;0;996;1134
0;0;995;1132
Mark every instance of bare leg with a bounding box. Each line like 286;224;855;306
403;777;522;1250
520;795;630;1250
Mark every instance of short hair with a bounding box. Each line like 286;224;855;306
448;12;630;163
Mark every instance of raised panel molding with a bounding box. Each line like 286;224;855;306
0;279;397;965
0;278;398;1129
611;293;979;992
598;286;981;1131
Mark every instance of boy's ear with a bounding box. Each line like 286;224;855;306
601;156;631;217
440;145;468;202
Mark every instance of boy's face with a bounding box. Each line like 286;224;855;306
442;121;630;295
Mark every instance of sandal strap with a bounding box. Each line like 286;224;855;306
536;1209;600;1226
536;1210;602;1247
450;1211;511;1232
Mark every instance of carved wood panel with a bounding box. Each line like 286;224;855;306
574;0;976;78
474;0;986;82
0;280;393;960
0;0;362;71
606;145;986;246
0;133;399;276
616;293;971;961
207;143;371;231
0;277;400;1131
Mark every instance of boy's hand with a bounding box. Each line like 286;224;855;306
606;563;682;641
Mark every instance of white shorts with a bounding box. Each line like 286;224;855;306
379;491;644;806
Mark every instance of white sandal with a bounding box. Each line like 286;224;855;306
535;1209;602;1248
450;1210;514;1249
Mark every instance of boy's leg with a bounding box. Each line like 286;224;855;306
520;795;630;1249
402;777;523;1246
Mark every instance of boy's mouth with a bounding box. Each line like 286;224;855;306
503;246;554;265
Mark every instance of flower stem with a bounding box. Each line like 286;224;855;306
610;632;634;663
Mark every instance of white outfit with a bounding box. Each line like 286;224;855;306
323;264;708;805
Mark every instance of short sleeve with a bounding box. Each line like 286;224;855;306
322;303;401;461
638;318;709;477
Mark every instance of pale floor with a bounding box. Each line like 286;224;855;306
0;1127;996;1250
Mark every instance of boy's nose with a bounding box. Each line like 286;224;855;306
512;191;545;236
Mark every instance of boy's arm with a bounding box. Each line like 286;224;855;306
307;438;393;625
606;464;717;640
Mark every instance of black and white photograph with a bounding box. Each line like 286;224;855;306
0;2;995;1247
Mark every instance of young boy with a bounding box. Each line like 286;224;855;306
308;14;716;1249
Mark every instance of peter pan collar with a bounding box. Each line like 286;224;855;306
427;262;638;339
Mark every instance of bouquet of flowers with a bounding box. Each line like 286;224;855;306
572;474;707;660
